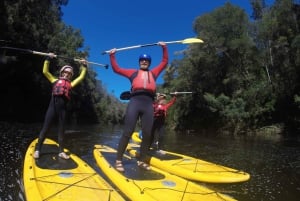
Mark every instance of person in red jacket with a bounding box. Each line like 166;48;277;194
109;42;168;171
150;93;177;153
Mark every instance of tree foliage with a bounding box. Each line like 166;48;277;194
162;0;300;136
0;0;125;125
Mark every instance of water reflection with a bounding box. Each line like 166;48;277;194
1;123;300;201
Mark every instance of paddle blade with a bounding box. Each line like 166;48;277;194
181;38;204;44
120;91;131;100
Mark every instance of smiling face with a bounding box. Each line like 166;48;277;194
139;59;150;70
138;54;151;70
60;66;73;80
62;69;73;79
156;94;167;104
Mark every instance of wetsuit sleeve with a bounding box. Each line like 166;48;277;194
42;59;57;83
165;96;176;110
71;65;87;88
151;45;168;78
110;52;137;78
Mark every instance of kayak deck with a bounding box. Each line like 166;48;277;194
94;144;237;201
130;132;250;183
23;138;125;201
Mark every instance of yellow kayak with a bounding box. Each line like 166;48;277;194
23;138;125;201
93;144;237;201
130;132;250;183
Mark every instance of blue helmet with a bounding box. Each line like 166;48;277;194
139;54;151;64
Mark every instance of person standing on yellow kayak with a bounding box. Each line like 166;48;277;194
150;92;177;153
109;42;168;171
33;53;87;159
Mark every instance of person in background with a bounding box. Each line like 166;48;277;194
33;53;87;159
109;42;168;171
150;92;177;153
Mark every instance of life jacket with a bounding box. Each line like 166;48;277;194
131;70;156;93
154;103;166;117
52;78;72;100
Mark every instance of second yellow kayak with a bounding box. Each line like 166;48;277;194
130;132;250;183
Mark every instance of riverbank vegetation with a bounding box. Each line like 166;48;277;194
160;0;300;137
1;0;300;137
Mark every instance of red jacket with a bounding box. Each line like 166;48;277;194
110;45;168;94
153;96;176;117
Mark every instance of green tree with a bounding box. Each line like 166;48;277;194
163;2;276;135
0;0;126;125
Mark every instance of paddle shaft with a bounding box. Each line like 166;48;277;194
101;37;203;54
102;42;162;54
170;92;193;95
1;46;109;68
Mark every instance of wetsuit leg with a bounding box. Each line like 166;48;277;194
55;97;67;153
155;118;165;150
116;98;139;161
139;98;154;162
35;97;56;151
150;118;159;149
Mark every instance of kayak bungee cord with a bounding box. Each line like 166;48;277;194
42;173;101;201
172;158;247;174
30;173;115;201
130;179;226;199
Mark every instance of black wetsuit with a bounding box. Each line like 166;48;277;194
110;45;168;163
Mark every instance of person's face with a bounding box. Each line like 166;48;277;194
157;96;166;102
158;99;166;104
61;68;73;79
139;59;150;70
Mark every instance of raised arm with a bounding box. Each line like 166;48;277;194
151;42;168;78
71;59;88;88
42;55;57;83
109;49;137;77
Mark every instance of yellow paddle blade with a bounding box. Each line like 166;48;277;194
181;38;204;44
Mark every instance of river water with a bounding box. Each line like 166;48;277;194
1;123;300;201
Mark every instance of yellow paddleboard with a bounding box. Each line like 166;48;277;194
23;138;125;201
93;144;237;201
131;131;142;143
130;132;250;183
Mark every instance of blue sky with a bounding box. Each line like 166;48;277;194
62;0;274;99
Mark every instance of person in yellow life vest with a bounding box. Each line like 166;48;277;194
33;53;87;159
150;92;177;153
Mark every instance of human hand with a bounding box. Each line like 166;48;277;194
46;52;56;60
170;91;178;96
109;48;117;55
79;59;88;67
157;41;166;46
